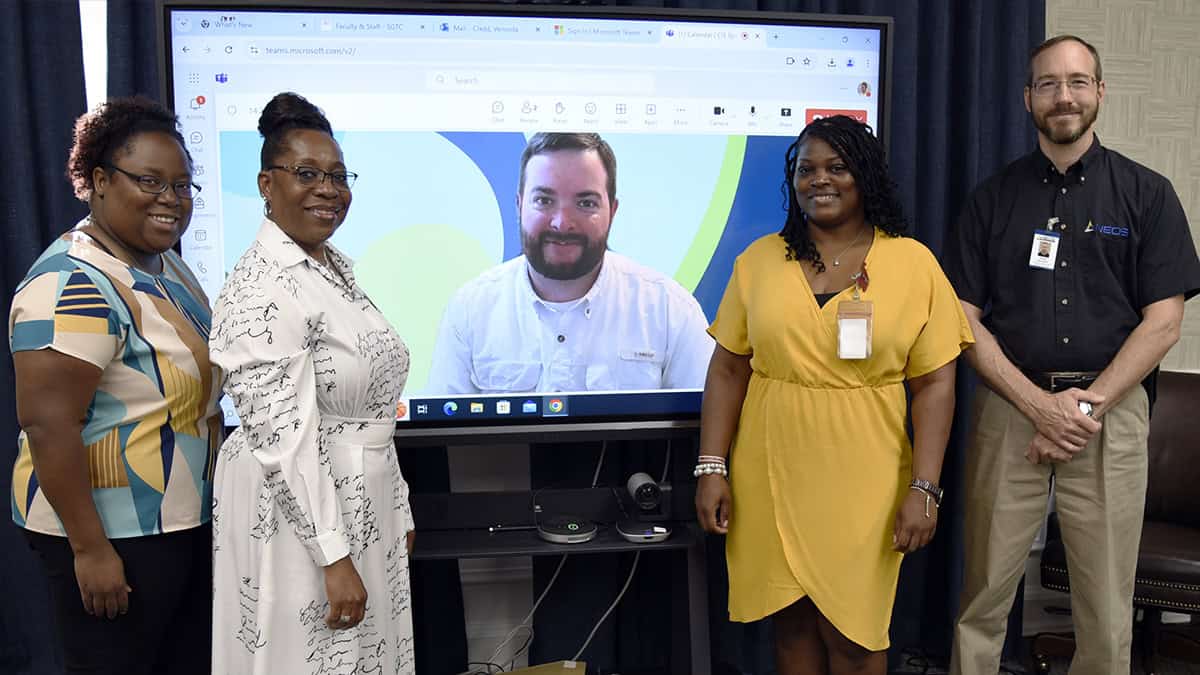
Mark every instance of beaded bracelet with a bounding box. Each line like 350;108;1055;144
693;463;729;478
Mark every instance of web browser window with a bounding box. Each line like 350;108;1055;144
166;7;887;428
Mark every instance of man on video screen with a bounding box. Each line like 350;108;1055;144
427;132;714;395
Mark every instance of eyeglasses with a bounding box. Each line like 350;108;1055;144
1029;76;1097;97
108;165;200;198
267;165;358;190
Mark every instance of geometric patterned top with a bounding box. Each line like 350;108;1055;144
9;219;225;538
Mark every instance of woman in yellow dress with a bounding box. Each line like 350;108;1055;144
695;115;973;674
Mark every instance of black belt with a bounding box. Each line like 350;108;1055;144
1023;370;1100;393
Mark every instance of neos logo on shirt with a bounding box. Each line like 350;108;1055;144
1085;220;1130;239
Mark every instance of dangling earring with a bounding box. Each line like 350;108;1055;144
263;198;272;217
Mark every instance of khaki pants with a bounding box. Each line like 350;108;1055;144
950;384;1149;675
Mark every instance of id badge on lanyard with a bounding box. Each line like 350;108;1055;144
837;265;872;360
1029;218;1062;270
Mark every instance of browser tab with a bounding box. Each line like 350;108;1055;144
544;20;658;44
661;24;766;48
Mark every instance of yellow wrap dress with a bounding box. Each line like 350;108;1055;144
709;231;973;650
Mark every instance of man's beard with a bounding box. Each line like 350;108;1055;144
1034;101;1099;145
522;230;607;281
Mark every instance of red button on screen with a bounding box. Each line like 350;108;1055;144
805;108;868;124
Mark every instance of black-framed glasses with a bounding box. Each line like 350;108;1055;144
267;164;358;190
1029;76;1097;97
108;165;201;198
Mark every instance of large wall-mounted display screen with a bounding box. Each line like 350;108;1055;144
162;2;891;433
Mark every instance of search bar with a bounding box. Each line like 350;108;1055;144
427;70;654;95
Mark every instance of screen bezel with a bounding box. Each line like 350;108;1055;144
158;0;895;442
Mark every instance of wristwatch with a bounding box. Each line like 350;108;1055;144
909;478;943;507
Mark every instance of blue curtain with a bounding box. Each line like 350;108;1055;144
0;1;88;673
107;0;160;99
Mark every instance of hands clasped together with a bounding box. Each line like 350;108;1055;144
1026;387;1104;465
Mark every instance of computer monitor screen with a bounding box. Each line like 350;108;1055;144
163;2;891;435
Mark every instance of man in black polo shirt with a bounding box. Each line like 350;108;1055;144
945;35;1200;675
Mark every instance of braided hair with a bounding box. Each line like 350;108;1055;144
778;115;907;272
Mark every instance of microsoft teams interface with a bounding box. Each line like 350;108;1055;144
167;8;885;425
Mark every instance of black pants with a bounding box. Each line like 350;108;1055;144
24;524;212;675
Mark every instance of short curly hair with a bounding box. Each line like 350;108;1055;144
66;95;190;200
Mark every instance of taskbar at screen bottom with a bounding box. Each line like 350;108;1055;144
395;390;702;426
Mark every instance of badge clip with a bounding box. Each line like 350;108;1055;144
839;263;872;359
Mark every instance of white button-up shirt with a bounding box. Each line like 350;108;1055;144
426;252;714;394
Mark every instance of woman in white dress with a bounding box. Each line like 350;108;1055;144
210;92;415;674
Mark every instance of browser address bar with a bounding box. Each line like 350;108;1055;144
426;70;654;95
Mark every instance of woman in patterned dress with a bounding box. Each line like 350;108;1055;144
210;92;416;674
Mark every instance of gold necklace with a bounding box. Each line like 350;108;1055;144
830;226;867;268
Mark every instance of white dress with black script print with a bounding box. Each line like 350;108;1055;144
210;219;414;675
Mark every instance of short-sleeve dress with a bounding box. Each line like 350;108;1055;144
210;219;415;674
709;232;973;650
